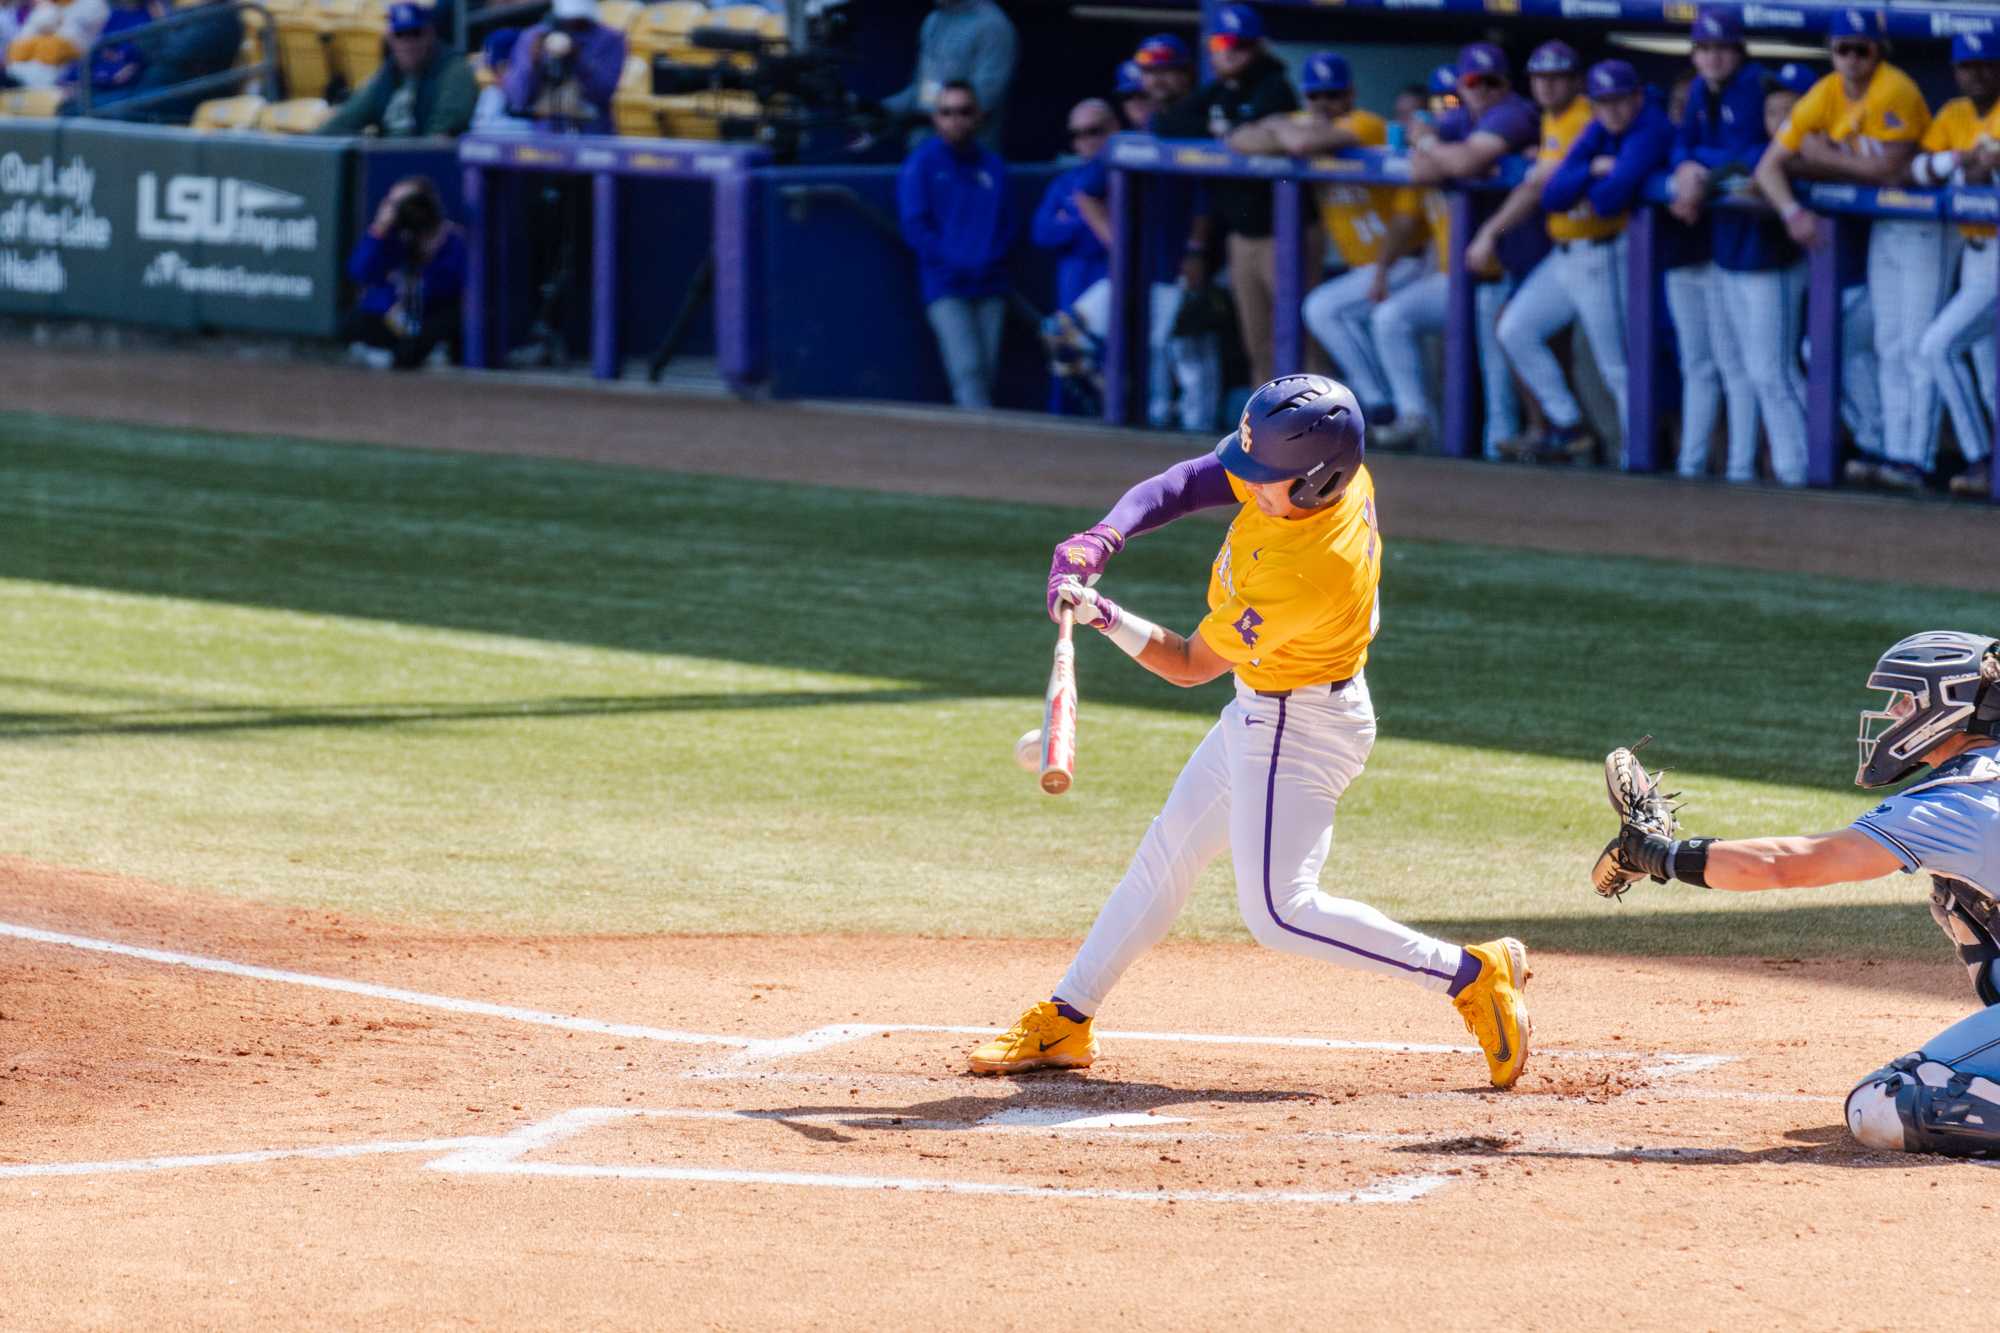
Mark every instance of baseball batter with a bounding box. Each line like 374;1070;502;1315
1596;632;2000;1158
968;374;1533;1088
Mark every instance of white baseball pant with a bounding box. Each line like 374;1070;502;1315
1914;239;1997;469
1712;262;1811;486
1835;283;1888;456
1301;256;1427;416
1870;218;1950;468
1497;237;1630;445
1072;278;1223;432
1053;675;1468;1016
1664;262;1757;479
1371;271;1521;456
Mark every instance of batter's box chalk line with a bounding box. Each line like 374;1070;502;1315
0;921;1739;1084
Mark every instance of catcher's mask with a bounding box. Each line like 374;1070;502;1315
1856;630;2000;788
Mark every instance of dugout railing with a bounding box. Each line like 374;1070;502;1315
1099;132;2000;503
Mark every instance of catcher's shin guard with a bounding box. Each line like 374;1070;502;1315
1846;1055;2000;1158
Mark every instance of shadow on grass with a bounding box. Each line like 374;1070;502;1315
0;688;965;740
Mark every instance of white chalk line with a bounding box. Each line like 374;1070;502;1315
5;922;1742;1080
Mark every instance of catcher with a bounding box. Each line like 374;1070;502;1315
1595;630;2000;1158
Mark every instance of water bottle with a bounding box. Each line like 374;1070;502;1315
1386;122;1406;153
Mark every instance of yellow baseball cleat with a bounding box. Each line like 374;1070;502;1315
968;1001;1098;1075
1451;937;1533;1089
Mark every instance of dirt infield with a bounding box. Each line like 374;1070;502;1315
2;857;1991;1330
10;347;2000;1328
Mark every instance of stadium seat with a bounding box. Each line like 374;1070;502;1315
257;95;331;131
328;0;390;90
628;0;710;63
191;93;269;129
595;0;640;32
0;87;66;117
261;0;335;99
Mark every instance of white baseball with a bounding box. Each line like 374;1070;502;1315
1013;728;1043;772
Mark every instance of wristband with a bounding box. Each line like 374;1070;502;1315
1665;837;1715;889
1102;607;1158;659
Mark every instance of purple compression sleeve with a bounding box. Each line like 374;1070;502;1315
1101;453;1236;541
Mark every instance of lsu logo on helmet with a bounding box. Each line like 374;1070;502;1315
1238;407;1254;455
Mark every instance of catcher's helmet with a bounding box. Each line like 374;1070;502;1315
1213;374;1365;510
1856;630;2000;788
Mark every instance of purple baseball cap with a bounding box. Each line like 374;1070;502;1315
1526;40;1579;75
1953;32;1996;62
388;1;431;33
1212;3;1262;42
1429;63;1459;95
1133;32;1190;68
1770;61;1820;93
1587;59;1640;99
1301;51;1352;95
1827;8;1882;41
1692;7;1745;44
1456;42;1507;81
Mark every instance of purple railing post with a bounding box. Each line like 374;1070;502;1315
1272;177;1304;377
1441;188;1477;459
714;164;761;393
1104;165;1143;426
462;162;487;370
1804;218;1847;489
591;171;618;381
1623;206;1663;473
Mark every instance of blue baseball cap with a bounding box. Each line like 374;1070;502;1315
1954;32;1996;62
1827;8;1882;41
1211;3;1262;43
1587;59;1641;99
1133;32;1190;68
482;26;518;65
1429;63;1459;95
387;1;431;33
1526;40;1579;75
1456;42;1507;81
1301;52;1352;95
1770;61;1820;93
1692;7;1745;44
1114;60;1145;95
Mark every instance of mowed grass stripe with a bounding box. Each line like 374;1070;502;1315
0;413;1975;955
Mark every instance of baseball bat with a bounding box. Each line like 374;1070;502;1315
1040;606;1077;795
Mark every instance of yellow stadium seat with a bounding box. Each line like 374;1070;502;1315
191;93;269;129
595;0;640;32
328;0;389;89
257;95;331;131
0;87;66;117
628;0;708;62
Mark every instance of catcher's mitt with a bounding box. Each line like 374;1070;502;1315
1591;737;1682;900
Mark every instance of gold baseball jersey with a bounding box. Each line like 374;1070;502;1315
1309;109;1401;268
1197;466;1382;692
1777;62;1929;155
1542;96;1622;243
1927;97;1995;239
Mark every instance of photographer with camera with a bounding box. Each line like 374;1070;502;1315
319;3;475;138
342;176;466;371
504;0;623;135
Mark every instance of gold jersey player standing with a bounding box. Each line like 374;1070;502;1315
970;375;1533;1087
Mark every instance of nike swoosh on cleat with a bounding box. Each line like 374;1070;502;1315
1489;997;1511;1064
1038;1038;1068;1052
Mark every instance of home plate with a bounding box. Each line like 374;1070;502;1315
976;1109;1190;1130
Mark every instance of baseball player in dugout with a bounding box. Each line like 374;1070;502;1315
968;375;1533;1089
1907;34;2000;500
1596;634;2000;1158
1754;10;1940;489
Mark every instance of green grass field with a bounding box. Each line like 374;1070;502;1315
0;411;1985;957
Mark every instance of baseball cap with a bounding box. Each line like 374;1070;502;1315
1301;52;1352;95
1826;8;1881;41
1525;40;1579;75
1954;32;1996;62
1133;33;1190;68
387;2;431;33
1769;61;1820;93
550;0;598;21
482;25;518;65
1210;3;1262;45
1428;63;1460;96
1456;42;1507;81
1114;59;1145;95
1692;7;1745;44
1587;59;1640;99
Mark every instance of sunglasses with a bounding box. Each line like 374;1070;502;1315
1461;74;1504;91
934;105;976;119
1207;34;1250;53
1070;124;1113;138
1306;90;1345;101
1831;41;1876;58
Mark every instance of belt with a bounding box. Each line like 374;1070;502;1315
1557;235;1618;252
1254;676;1353;699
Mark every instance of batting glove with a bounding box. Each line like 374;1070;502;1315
1054;575;1123;633
1046;523;1124;622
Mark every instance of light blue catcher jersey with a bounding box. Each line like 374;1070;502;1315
1851;746;2000;893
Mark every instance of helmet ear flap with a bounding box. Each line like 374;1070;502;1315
1973;641;2000;737
1288;463;1345;509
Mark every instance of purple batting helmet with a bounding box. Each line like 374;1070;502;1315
1214;375;1366;510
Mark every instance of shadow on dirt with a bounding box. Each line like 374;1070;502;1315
1391;1122;1985;1170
